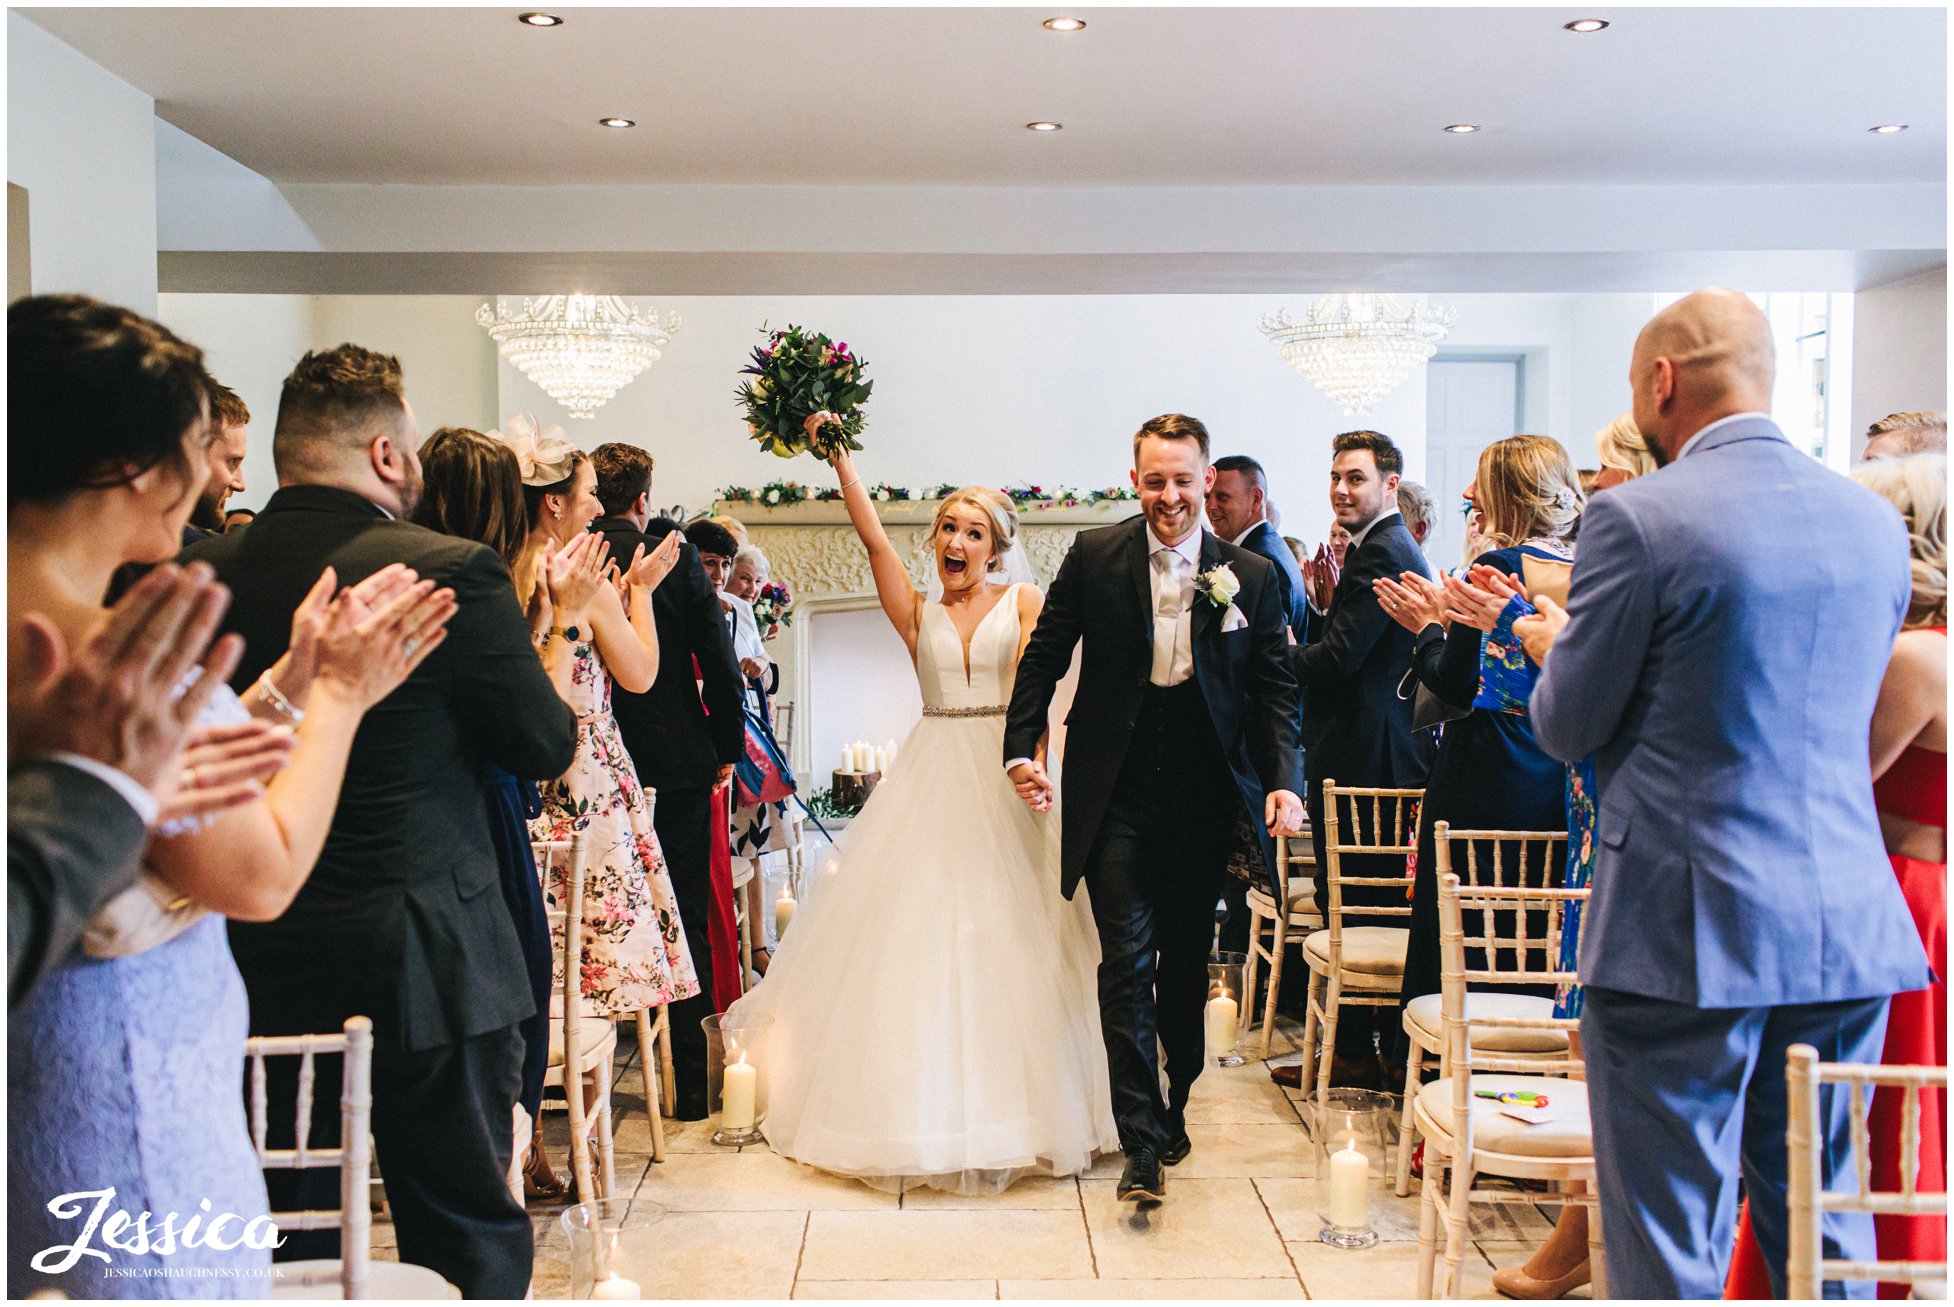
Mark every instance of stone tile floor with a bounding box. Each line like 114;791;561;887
366;1016;1584;1300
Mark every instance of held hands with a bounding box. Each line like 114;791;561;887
1009;760;1055;814
1512;596;1569;666
1373;572;1447;633
1264;788;1305;837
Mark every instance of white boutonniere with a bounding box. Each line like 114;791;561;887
1195;563;1241;609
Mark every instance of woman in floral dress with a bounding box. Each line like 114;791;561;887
494;416;700;1171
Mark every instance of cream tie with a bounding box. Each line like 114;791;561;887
1151;549;1190;686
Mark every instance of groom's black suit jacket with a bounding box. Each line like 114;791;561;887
1005;517;1304;898
181;485;579;1054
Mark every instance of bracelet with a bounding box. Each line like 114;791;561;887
256;670;305;724
839;478;862;491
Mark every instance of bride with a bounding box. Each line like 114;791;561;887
726;447;1118;1194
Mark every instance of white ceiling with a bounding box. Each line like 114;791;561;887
22;5;1948;188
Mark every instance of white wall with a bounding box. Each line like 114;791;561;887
1851;270;1949;456
154;294;501;510
153;289;1660;542
7;14;159;312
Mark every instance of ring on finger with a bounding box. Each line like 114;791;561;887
403;637;421;657
180;765;200;789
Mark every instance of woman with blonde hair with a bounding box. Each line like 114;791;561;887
726;444;1117;1195
1373;435;1584;1072
1594;410;1659;486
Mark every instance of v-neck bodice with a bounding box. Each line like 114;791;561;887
916;586;1023;710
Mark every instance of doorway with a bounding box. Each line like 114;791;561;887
1424;355;1524;571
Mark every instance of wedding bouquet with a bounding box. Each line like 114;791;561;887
736;325;872;461
753;580;795;637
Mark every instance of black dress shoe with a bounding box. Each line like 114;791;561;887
1161;1109;1191;1165
1118;1148;1164;1202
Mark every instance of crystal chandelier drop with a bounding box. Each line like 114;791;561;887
1258;294;1457;417
476;294;680;419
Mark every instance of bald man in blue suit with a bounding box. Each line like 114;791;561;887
1522;289;1931;1299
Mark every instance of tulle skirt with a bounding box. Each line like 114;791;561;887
726;712;1119;1194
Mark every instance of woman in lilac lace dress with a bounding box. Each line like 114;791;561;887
7;295;449;1298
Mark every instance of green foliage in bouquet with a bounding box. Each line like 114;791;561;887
736;325;872;461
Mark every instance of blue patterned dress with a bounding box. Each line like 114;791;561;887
1475;594;1596;1019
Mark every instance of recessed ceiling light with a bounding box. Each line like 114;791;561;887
1562;18;1609;33
1869;123;1909;134
599;117;636;129
1026;121;1063;132
1042;17;1086;31
1443;123;1480;134
517;12;562;26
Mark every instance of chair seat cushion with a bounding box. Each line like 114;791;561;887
549;1014;619;1069
1416;1073;1593;1160
1247;885;1325;929
1304;926;1408;977
1403;992;1570;1054
271;1257;459;1299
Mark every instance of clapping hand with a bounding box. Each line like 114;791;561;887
1442;568;1528;634
1373;572;1447;633
1513;596;1570;666
310;573;457;710
156;721;297;827
622;530;684;593
1300;542;1340;611
545;532;610;622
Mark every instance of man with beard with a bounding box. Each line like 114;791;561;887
189;381;250;539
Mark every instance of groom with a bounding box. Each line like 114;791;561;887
1005;413;1304;1203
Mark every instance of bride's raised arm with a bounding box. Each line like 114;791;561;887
831;446;925;651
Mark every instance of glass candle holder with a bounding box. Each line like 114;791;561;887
1311;1087;1395;1248
1206;952;1248;1067
562;1197;667;1299
703;1012;774;1147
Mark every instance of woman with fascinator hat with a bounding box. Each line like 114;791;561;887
489;414;698;1184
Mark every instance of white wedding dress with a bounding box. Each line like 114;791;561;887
727;583;1119;1194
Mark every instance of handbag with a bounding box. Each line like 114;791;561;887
1400;665;1470;733
733;697;797;808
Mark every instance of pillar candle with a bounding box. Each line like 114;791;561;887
592;1273;642;1300
775;890;796;939
1328;1138;1369;1227
1205;992;1238;1056
721;1053;758;1130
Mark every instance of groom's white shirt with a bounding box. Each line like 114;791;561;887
1004;521;1205;776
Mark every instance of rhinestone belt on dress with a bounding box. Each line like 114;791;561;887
922;705;1008;718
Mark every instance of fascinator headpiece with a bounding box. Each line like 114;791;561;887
488;412;579;487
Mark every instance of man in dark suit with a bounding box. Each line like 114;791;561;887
587;442;745;1119
183;345;577;1298
1282;429;1435;1089
1207;454;1309;638
1006;414;1304;1204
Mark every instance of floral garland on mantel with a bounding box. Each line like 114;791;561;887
719;480;1139;510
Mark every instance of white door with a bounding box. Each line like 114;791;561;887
1424;357;1522;572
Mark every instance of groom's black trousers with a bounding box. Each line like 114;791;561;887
1084;679;1237;1156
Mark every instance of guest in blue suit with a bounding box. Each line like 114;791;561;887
1208;455;1310;639
1521;288;1932;1299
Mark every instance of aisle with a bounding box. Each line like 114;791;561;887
488;1019;1578;1300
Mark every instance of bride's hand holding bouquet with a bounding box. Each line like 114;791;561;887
735;325;871;464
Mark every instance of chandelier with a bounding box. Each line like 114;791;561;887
476;294;680;419
1258;294;1457;417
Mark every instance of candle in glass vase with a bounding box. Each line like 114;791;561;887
721;1052;758;1130
1205;989;1238;1055
1328;1137;1369;1227
592;1272;642;1300
775;888;796;939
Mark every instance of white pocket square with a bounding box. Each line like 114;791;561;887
1221;603;1249;632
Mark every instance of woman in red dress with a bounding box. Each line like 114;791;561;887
1726;452;1946;1299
